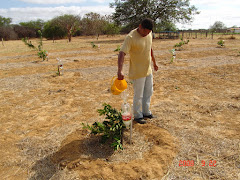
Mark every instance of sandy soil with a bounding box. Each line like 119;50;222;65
0;34;240;180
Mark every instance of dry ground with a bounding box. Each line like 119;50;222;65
0;34;240;180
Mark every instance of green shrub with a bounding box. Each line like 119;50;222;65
83;103;125;150
217;39;225;47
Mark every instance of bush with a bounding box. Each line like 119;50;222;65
13;25;36;39
43;21;67;40
0;26;13;40
103;23;120;35
83;103;125;150
217;39;225;47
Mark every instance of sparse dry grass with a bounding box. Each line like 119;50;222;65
0;35;240;179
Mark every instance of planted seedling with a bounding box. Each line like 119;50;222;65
169;49;176;63
22;30;48;61
174;38;189;51
114;45;121;52
217;40;225;47
57;58;63;76
91;42;97;48
83;103;125;150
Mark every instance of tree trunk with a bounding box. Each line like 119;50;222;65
68;34;72;42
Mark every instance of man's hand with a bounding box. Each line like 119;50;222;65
118;71;124;80
151;48;158;71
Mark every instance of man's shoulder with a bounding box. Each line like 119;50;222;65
127;28;138;38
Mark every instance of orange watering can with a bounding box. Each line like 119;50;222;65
111;77;128;95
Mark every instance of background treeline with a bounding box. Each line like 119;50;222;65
2;0;237;41
0;12;236;41
0;13;121;41
0;0;201;41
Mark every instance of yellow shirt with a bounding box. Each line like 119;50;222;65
120;28;152;80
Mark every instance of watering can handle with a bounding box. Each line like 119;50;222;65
111;76;116;85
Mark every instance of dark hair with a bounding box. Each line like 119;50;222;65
141;18;153;30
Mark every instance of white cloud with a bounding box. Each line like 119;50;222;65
18;0;86;4
191;0;240;7
0;6;114;24
92;0;109;3
17;0;114;4
178;0;240;29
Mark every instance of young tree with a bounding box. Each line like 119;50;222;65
102;15;120;35
52;14;81;42
81;12;106;37
156;21;177;32
0;16;13;40
80;13;120;37
103;23;120;35
43;20;66;40
209;21;227;32
110;0;199;31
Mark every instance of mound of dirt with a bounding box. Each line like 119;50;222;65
51;123;178;180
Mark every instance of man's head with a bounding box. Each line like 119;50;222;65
141;18;153;30
138;18;153;37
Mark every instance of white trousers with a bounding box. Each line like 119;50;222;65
133;74;153;119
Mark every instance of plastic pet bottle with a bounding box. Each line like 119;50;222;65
121;91;132;128
57;58;63;75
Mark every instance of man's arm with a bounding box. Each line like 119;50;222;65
151;48;158;71
118;51;126;80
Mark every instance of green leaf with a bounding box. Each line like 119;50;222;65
84;103;124;150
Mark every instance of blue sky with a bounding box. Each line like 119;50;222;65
0;0;240;30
